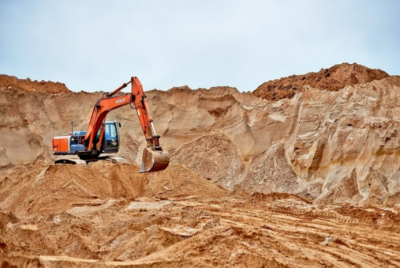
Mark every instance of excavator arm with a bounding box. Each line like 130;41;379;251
83;77;169;173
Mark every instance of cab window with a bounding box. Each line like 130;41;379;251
105;123;118;140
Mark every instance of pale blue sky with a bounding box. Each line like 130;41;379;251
0;0;399;92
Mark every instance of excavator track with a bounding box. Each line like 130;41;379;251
55;159;86;165
55;156;127;165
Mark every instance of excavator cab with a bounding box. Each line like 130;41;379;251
102;121;120;153
91;121;120;154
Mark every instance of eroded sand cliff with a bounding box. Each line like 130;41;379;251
1;69;399;205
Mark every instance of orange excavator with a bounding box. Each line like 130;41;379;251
52;77;170;173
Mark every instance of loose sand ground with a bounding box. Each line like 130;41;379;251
1;162;400;267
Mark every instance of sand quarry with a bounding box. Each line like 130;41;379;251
1;63;400;267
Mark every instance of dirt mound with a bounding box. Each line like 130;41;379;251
0;162;228;218
239;142;302;195
2;74;400;207
0;74;70;94
1;161;400;267
170;133;244;189
2;67;400;266
253;63;389;100
316;170;363;205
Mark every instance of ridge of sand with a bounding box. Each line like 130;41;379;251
253;63;389;101
0;74;70;94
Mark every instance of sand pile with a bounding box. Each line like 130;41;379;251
0;75;70;94
1;68;400;206
1;67;400;266
170;133;244;188
253;63;389;100
1;162;400;267
0;162;228;218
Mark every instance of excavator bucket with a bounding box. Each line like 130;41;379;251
140;147;170;173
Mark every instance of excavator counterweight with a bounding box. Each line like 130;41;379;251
52;77;170;173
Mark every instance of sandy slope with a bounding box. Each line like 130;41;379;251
1;64;400;267
1;162;400;267
1;70;400;205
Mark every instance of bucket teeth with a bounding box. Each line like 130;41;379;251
140;147;170;173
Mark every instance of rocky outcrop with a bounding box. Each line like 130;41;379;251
253;63;389;101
